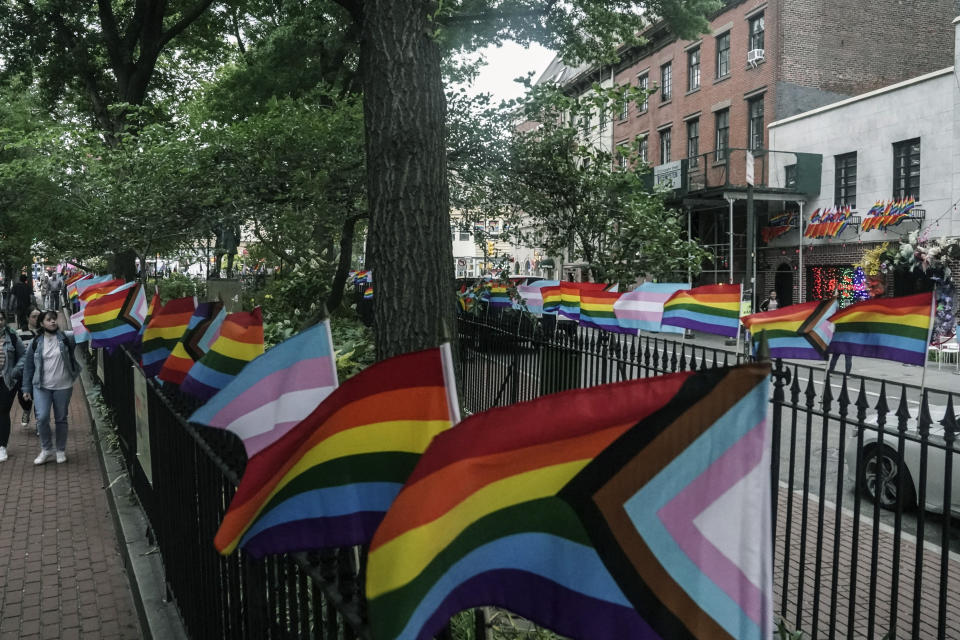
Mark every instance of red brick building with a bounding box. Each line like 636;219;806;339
604;0;958;306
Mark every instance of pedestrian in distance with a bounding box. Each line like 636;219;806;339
0;311;26;462
47;271;64;311
759;290;779;312
11;274;34;330
23;310;81;465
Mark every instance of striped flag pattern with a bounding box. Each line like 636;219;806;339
180;308;265;400
741;299;837;360
613;283;690;334
189;320;339;458
213;347;459;558
660;284;741;338
141;296;197;377
827;292;934;366
157;301;223;384
366;363;772;640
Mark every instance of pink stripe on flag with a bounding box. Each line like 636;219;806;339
209;358;336;427
657;419;769;627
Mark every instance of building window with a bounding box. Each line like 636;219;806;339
893;138;921;200
637;74;649;113
580;108;591;136
716;32;730;78
638;136;648;163
715;109;729;161
688;47;701;91
660;128;672;164
617;139;629;170
661;63;672;101
687;119;699;167
618;95;629;121
749;14;765;51
784;164;797;189
459;229;470;241
835;152;857;208
748;97;764;150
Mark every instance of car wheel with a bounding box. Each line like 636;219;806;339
859;445;917;511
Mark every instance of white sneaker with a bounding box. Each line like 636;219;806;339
55;451;67;464
0;447;7;462
34;449;54;465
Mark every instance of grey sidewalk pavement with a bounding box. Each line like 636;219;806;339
0;379;141;639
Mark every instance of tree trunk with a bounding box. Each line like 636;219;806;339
360;0;455;360
108;249;138;281
326;214;368;312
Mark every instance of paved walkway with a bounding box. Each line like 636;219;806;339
0;379;141;639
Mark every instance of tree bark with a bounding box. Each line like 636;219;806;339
360;0;456;360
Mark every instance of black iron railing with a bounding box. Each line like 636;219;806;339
89;307;960;639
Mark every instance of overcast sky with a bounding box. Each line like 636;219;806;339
456;41;556;104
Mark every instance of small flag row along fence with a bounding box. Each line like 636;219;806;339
88;306;960;640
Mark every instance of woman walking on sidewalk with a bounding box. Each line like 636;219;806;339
23;310;81;465
0;311;26;462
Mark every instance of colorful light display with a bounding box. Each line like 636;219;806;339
810;265;870;308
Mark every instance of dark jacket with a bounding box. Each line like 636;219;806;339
23;331;80;396
11;281;32;310
0;327;26;389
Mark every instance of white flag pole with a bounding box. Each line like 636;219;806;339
440;341;462;426
322;317;340;389
735;283;744;362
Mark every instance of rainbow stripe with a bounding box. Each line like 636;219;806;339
516;280;559;315
79;278;126;306
579;290;630;333
540;285;563;314
827;292;933;366
181;308;265;400
141;296;197;377
741;299;837;360
559;283;607;322
613;283;690;334
366;364;773;640
83;283;145;349
214;347;456;557
487;284;511;309
661;283;741;338
157;301;223;384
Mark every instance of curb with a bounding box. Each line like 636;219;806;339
78;358;188;640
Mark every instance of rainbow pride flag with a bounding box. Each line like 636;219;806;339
141;296;197;377
559;283;607;322
660;283;741;338
189;321;339;458
157;301;223;384
72;274;109;300
367;363;772;640
181;308;265;400
70;309;90;343
540;284;563;314
741;298;837;360
79;278;127;306
487;284;511;309
66;274;92;302
516;280;559;315
827;292;934;366
213;346;459;558
137;289;160;342
579;290;630;333
84;283;146;349
613;283;690;334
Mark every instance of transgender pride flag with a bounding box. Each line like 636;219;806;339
613;283;690;334
189;320;339;458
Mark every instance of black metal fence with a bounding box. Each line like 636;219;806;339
457;310;960;640
89;308;960;639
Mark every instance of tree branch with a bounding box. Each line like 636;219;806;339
441;2;558;26
122;0;151;52
158;0;218;49
330;0;363;25
97;0;127;78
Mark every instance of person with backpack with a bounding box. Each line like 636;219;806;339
22;310;81;465
0;311;26;462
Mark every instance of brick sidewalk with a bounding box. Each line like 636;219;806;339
0;380;140;639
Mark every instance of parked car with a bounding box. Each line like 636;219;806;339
844;425;960;516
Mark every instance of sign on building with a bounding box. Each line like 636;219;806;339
746;150;755;186
654;160;683;190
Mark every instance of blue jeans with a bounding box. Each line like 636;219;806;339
34;387;73;452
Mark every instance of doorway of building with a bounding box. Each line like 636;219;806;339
775;264;794;308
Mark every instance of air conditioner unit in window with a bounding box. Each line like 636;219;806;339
747;49;765;66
